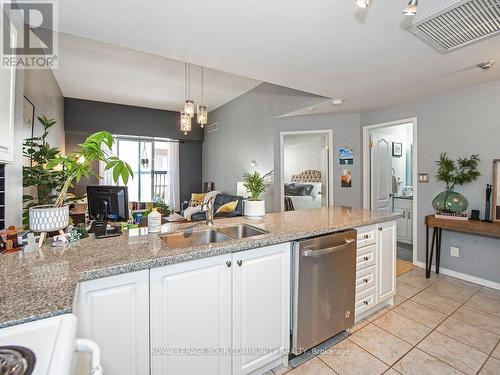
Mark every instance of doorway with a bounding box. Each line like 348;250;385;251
280;130;333;212
363;118;418;267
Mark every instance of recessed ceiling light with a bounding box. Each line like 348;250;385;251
332;99;344;106
477;60;495;71
356;0;369;9
403;0;418;16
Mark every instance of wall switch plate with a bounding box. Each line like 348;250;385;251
418;173;429;183
450;246;460;257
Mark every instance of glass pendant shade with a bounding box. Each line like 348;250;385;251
197;104;208;127
180;111;192;135
184;100;195;118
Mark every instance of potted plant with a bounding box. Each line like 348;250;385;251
26;116;133;246
242;170;272;219
433;153;480;213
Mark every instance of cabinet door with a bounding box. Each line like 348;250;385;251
150;255;232;375
377;222;397;301
75;270;150;375
232;243;290;375
394;208;407;240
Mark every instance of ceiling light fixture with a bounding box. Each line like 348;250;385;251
197;66;208;128
332;98;344;106
356;0;369;9
403;0;418;16
184;63;195;118
180;62;192;135
477;60;495;71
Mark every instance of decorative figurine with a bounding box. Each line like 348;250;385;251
484;184;492;222
5;226;20;253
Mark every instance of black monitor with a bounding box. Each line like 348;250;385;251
87;185;129;222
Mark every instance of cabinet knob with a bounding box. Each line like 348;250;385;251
364;300;369;305
364;256;369;261
226;261;232;268
363;278;369;283
237;260;243;267
378;227;383;231
364;234;369;239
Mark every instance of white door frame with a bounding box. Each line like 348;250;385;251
362;117;418;265
279;130;334;212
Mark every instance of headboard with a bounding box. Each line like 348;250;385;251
291;170;322;183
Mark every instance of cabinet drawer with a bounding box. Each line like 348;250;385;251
356;226;376;248
355;287;377;316
356;244;376;271
355;266;376;294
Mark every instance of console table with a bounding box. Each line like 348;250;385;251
425;215;500;278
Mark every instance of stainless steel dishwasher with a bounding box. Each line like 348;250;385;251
291;229;357;355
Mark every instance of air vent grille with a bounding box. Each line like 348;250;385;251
404;0;500;54
206;122;218;133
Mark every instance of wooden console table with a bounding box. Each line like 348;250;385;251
425;215;500;278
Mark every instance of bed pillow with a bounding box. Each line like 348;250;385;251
284;183;314;196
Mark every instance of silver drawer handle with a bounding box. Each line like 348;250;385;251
302;239;355;257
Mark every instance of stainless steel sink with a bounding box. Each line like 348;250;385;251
161;229;232;247
160;224;269;248
217;224;269;239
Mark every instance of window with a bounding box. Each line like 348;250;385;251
99;136;180;210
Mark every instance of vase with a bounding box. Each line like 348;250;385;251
432;190;468;213
244;199;265;219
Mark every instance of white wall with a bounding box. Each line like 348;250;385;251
283;133;326;182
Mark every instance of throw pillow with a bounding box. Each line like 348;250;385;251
216;200;238;214
189;193;206;207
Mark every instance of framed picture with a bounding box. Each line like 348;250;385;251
392;142;403;157
341;169;352;188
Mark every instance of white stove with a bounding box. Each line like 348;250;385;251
0;314;101;375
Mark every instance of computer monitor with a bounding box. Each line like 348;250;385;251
87;185;129;222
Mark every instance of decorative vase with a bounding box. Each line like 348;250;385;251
244;200;265;219
432;190;468;213
29;205;70;247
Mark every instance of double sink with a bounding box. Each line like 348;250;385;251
160;224;269;248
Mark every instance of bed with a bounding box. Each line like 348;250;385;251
284;170;323;211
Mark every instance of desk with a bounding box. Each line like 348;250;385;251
425;215;500;278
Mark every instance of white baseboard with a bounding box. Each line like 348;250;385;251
414;261;500;290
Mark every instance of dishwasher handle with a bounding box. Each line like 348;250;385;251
75;338;103;375
302;238;355;257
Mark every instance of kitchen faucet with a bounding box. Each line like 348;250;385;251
201;196;215;226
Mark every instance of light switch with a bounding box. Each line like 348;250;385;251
418;173;429;183
450;246;460;257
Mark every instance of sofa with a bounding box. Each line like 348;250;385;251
181;193;244;222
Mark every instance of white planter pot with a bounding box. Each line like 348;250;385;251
29;205;70;232
244;200;265;219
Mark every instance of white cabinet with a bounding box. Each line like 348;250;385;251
74;270;150;375
354;221;396;321
232;244;290;375
150;255;232;375
376;222;397;301
394;198;413;244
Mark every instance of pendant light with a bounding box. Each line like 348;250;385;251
180;62;192;135
140;141;149;168
356;0;369;9
184;63;195;118
197;66;208;128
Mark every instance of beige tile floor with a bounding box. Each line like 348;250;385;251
271;267;500;375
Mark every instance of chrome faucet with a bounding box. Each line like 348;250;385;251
201;197;215;226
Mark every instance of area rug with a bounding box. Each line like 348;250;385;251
396;259;416;277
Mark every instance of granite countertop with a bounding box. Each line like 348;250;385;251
0;206;400;329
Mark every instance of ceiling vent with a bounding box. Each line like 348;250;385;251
206;122;218;133
404;0;500;54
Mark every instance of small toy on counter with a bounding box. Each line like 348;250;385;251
0;235;6;253
76;223;89;238
68;229;81;243
5;226;21;253
52;232;70;247
23;233;38;254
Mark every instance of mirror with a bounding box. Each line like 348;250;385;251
494;160;500;222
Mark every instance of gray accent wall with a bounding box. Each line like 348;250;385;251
65;98;203;203
361;80;500;284
203;83;362;213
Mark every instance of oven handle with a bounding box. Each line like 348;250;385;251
301;238;355;257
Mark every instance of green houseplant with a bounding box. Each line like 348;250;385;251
242;170;272;218
25;116;133;245
433;153;480;213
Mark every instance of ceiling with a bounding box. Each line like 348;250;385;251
54;0;500;114
54;33;262;111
